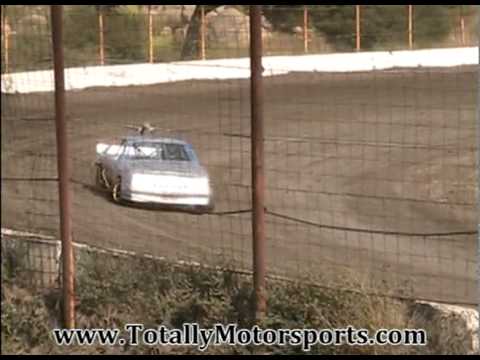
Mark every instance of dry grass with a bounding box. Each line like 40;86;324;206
1;243;437;355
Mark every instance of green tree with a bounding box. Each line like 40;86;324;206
64;6;100;67
263;5;304;33
64;5;147;66
361;5;406;50
309;6;355;51
104;7;147;64
262;5;468;51
413;5;453;48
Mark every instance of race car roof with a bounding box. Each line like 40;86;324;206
122;136;188;146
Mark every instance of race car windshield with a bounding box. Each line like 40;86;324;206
122;142;190;162
162;143;190;162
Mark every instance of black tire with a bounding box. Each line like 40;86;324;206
95;165;107;189
112;181;122;204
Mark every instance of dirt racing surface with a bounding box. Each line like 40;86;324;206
1;67;478;304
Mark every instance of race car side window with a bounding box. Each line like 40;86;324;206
117;140;128;159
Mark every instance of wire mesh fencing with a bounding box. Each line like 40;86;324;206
1;5;479;307
2;5;478;70
1;6;57;239
1;231;60;288
261;68;477;304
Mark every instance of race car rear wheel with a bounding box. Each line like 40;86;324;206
95;165;107;189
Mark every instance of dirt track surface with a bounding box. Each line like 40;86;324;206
2;67;478;304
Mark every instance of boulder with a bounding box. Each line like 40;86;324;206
206;6;272;48
412;301;479;355
160;26;173;37
207;7;250;47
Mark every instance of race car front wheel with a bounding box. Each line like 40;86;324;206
112;182;122;203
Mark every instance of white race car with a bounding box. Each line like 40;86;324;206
95;135;214;213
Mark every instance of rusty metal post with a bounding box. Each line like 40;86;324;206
303;6;309;54
148;5;154;63
356;5;361;52
199;5;206;60
51;5;75;329
2;5;9;73
476;4;480;346
408;5;413;50
98;9;105;65
250;5;266;321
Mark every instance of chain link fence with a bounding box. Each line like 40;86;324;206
2;5;479;70
1;5;479;307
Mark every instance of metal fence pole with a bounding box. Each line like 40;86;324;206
200;5;206;60
303;6;309;54
250;5;267;321
460;6;466;46
148;5;154;64
51;5;75;329
2;5;9;73
356;5;361;52
98;9;105;66
408;5;413;50
476;4;480;352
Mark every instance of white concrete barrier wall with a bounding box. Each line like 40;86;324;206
1;47;478;94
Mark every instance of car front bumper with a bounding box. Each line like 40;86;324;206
122;190;211;207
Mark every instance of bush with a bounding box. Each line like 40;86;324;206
103;13;147;64
262;5;474;52
1;245;430;355
63;6;99;68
